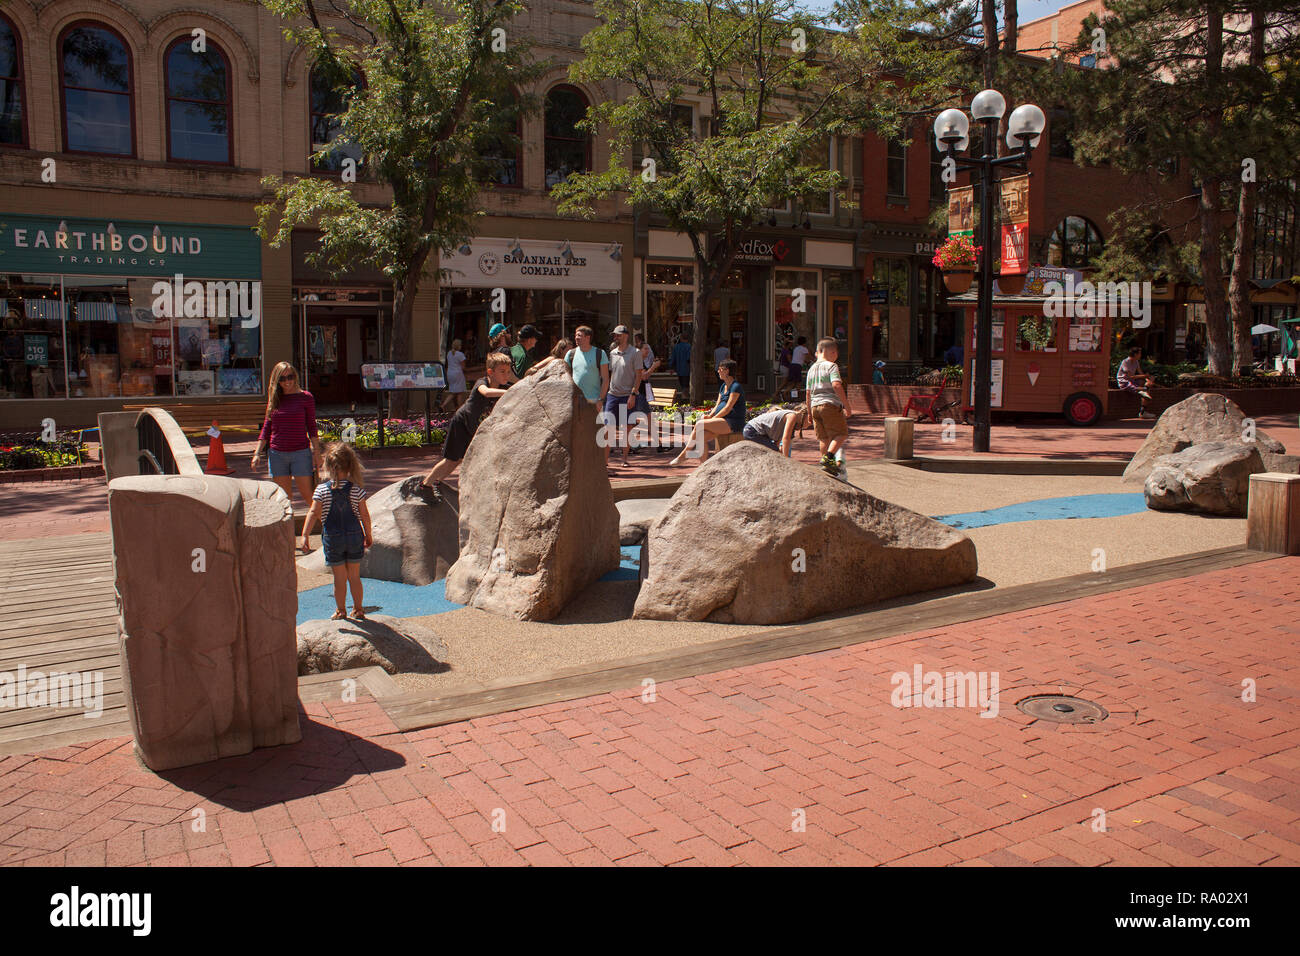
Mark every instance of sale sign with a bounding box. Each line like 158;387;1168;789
999;175;1030;275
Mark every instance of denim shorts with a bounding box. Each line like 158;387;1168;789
323;530;365;567
268;447;314;477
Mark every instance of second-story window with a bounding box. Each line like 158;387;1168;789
310;65;363;173
165;39;231;164
0;15;24;147
478;91;521;187
886;138;907;198
544;85;590;189
61;23;135;156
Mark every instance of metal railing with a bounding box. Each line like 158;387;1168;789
137;414;180;475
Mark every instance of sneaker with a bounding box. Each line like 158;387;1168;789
400;475;441;505
820;454;840;477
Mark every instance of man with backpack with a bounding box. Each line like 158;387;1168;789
565;325;609;405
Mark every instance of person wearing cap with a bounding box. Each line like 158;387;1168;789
872;360;887;385
511;324;540;380
604;324;641;467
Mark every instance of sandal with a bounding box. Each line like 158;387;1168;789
352;608;366;621
330;609;347;621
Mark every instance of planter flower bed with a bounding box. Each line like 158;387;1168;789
317;416;447;448
0;430;89;472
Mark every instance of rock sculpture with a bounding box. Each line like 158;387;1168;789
297;614;447;675
1143;441;1265;516
1124;393;1291;482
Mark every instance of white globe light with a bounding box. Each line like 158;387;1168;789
971;89;1006;121
1006;103;1046;149
933;108;970;147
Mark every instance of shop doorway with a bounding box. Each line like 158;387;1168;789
306;315;345;405
296;303;390;407
708;293;750;372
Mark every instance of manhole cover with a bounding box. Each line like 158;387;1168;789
1017;694;1109;724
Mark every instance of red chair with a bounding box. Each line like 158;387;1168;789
904;372;956;424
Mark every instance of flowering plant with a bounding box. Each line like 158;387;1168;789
932;235;981;271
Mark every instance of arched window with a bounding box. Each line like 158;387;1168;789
544;85;590;188
1047;216;1104;268
478;90;522;187
310;65;363;173
0;15;25;147
165;37;231;164
61;23;134;156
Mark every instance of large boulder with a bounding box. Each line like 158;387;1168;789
1143;441;1265;516
444;360;620;620
108;475;300;771
296;479;459;585
1124;393;1290;482
297;614;447;675
633;442;978;624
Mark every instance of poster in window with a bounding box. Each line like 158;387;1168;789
153;334;172;374
24;335;48;367
230;321;260;359
178;319;206;362
202;338;229;367
218;368;262;395
177;369;214;395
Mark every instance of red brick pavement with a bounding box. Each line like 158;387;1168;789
2;557;1297;866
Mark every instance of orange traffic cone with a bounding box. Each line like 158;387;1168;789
205;420;234;475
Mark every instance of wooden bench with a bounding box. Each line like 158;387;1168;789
122;401;267;436
647;386;678;411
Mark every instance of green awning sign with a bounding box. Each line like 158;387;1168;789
0;215;262;279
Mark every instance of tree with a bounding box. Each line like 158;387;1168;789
1055;0;1300;375
255;0;541;409
553;0;959;403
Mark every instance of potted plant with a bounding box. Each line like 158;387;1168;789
933;236;980;294
995;260;1027;295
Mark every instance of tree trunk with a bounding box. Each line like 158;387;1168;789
1000;0;1017;156
981;0;999;90
1199;178;1232;376
1228;9;1266;374
1198;6;1231;377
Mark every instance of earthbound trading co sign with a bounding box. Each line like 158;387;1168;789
440;237;622;290
0;215;262;280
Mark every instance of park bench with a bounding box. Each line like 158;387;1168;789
122;400;267;436
646;386;678;411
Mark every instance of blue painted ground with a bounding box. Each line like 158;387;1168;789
297;546;641;624
931;493;1148;531
298;495;1146;622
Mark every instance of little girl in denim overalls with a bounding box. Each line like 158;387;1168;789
301;442;372;620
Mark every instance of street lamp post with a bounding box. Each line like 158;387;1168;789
934;92;1045;453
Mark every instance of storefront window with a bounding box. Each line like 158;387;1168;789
565;290;617;346
645;263;693;286
443;287;619;362
0;277;65;399
646;261;696;358
775;269;819;355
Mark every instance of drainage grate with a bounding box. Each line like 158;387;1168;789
1017;694;1109;724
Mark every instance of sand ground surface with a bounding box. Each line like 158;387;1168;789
294;464;1244;697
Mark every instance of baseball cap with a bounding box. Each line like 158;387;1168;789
612;324;630;336
488;322;507;339
874;360;886;368
519;324;540;339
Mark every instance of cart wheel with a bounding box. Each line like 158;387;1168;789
1063;392;1103;427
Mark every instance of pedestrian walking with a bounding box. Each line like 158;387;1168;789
670;359;745;466
805;338;853;478
604;325;641;467
669;334;692;399
442;338;468;411
511;324;540;380
565;325;609;404
300;442;373;621
252;361;321;507
872;359;887;385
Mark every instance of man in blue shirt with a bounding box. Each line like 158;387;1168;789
565;325;609;404
669;334;692;398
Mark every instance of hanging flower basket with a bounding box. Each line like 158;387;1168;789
998;273;1026;295
933;235;981;295
943;270;974;294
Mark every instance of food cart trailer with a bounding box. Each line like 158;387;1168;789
953;268;1117;426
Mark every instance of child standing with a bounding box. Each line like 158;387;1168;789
805;338;854;479
301;442;373;621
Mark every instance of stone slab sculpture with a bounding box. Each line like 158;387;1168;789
108;474;301;771
444;360;620;620
297;614;447;675
1123;393;1291;482
1143;441;1265;516
633;442;978;624
617;498;671;546
297;479;459;585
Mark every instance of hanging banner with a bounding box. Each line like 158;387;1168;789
999;175;1030;275
947;186;974;239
